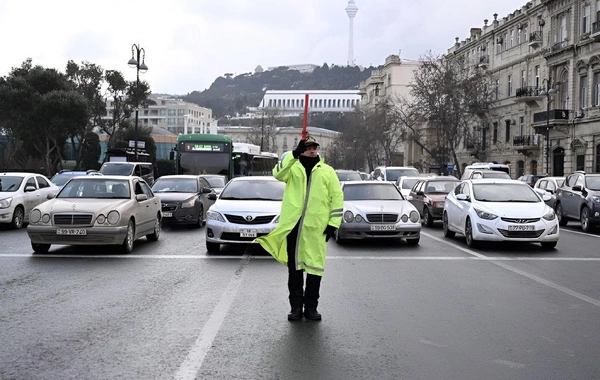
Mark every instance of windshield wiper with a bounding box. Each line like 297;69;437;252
219;196;243;200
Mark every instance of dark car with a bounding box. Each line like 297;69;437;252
518;174;546;187
555;171;600;232
152;175;215;227
408;178;460;227
199;174;228;195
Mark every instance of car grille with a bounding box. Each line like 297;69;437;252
53;214;94;226
224;214;275;224
161;203;178;212
497;229;544;238
366;213;398;223
501;217;540;223
220;232;269;241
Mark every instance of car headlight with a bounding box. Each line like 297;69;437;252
409;210;420;223
542;210;555;220
474;208;498;220
107;210;120;225
42;214;51;224
181;197;196;208
401;214;409;222
207;210;226;222
592;196;600;203
343;210;354;223
0;197;12;209
30;209;41;224
354;214;363;223
96;214;106;224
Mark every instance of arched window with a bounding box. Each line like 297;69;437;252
531;160;538;175
517;160;525;177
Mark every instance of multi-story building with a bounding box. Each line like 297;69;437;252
103;95;217;136
449;0;600;177
258;90;362;117
266;64;319;73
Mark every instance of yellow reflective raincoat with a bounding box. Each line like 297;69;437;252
256;153;343;276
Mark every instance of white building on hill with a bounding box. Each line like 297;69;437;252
258;90;362;117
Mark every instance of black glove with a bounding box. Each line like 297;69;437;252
324;225;336;242
292;139;307;158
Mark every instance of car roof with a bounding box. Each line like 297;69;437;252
230;176;278;182
1;172;40;177
335;170;360;173
378;166;418;170
68;175;137;181
155;175;200;179
467;179;519;184
102;162;151;165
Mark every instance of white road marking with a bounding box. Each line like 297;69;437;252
174;252;250;380
421;231;600;308
561;228;600;238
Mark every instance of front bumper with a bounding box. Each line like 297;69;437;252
471;218;559;242
337;222;421;240
27;225;128;245
205;220;277;244
161;206;199;225
0;207;15;224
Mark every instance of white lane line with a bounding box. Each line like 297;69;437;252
561;228;600;238
174;252;250;380
421;231;600;308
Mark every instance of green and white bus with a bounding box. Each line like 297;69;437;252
172;134;233;179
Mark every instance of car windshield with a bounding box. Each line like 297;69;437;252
51;173;85;186
344;184;403;201
0;176;23;192
337;172;362;181
100;164;134;176
556;179;565;187
152;178;198;193
401;178;420;189
385;168;419;181
58;179;131;199
219;180;285;201
586;176;600;190
472;183;541;202
425;181;458;194
484;172;510;178
205;176;226;188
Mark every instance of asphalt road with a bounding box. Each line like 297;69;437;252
1;221;600;380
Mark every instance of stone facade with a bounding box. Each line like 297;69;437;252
449;0;600;178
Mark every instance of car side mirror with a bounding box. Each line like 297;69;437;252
47;193;56;200
135;194;148;201
456;194;470;201
207;193;217;201
545;189;554;194
542;194;552;201
416;191;424;196
202;188;212;194
405;195;413;201
572;185;583;192
25;186;36;192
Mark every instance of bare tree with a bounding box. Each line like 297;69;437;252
248;107;281;152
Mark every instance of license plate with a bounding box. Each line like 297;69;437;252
240;229;257;238
370;225;396;231
56;229;87;235
163;212;173;218
508;225;535;231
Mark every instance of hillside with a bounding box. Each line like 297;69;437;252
182;63;378;118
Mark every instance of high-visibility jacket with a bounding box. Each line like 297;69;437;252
256;154;343;276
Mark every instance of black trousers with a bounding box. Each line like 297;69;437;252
287;223;322;310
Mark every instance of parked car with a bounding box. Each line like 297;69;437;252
395;176;423;198
335;181;421;245
50;170;102;190
335;170;363;182
372;166;420;182
99;162;155;186
533;176;565;209
517;174;546;187
359;172;370;180
0;172;59;229
555;171;600;232
26;176;161;254
468;170;511;180
443;179;558;249
152;175;215;227
461;163;511;180
205;176;285;253
199;174;228;195
408;177;460;226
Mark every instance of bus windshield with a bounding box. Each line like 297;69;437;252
175;135;232;178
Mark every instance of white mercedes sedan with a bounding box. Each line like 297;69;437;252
443;179;559;249
205;176;284;253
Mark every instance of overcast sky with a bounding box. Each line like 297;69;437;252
1;0;528;95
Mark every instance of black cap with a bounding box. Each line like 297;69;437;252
304;135;320;147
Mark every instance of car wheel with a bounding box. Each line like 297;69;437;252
406;237;419;246
423;207;434;227
580;206;593;233
556;203;568;226
443;212;455;238
147;214;161;241
334;229;345;245
11;206;24;229
195;206;204;228
31;243;51;254
121;219;135;253
206;241;220;253
465;218;477;248
540;241;557;250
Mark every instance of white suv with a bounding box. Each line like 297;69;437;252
0;172;59;229
372;166;420;183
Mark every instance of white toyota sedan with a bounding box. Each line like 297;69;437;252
205;176;284;253
443;179;559;249
0;172;58;229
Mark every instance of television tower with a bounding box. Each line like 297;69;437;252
345;0;358;66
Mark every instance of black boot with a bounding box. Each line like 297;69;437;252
288;307;303;321
304;274;322;320
303;307;322;321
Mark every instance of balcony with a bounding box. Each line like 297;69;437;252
513;135;542;155
591;21;600;41
513;86;544;106
532;109;570;129
544;40;572;58
478;55;489;69
529;31;542;48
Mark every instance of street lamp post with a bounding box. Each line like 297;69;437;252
540;78;556;176
128;44;148;161
353;139;358;170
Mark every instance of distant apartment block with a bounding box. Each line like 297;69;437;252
258;90;362;117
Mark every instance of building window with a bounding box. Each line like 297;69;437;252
493;122;498;144
168;109;176;116
577;154;585;171
507;75;513;96
535;66;540;88
517;28;521;44
504;33;508;51
510;30;514;47
519;116;524;135
580;75;588;108
531;160;538;175
177;118;184;125
167;118;175;125
561;71;569;109
596;144;600;173
495;79;500;100
178;109;185;116
505;120;511;143
521;70;526;88
517;160;525;177
159;109;166;116
593;72;600;106
560;14;568;42
583;5;591;34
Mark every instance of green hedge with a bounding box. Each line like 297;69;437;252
156;159;175;178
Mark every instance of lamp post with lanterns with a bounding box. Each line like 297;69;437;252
539;77;556;176
128;44;148;161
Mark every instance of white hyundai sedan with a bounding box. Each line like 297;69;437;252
205;176;284;253
443;179;559;249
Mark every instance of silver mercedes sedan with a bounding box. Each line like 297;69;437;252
205;176;284;253
26;176;161;254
